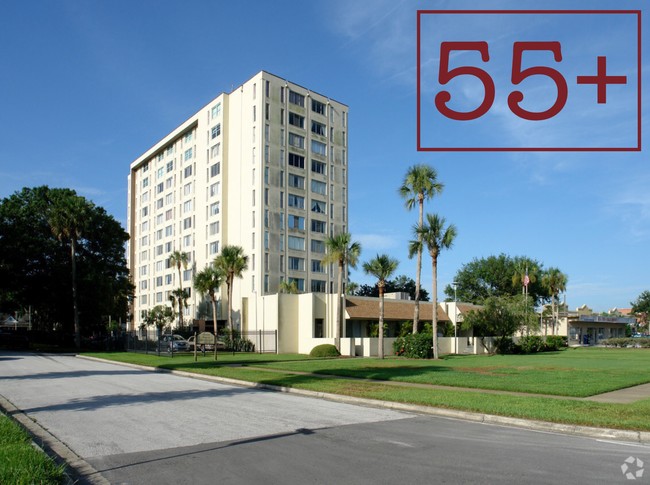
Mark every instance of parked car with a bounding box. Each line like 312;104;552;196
161;334;189;352
187;334;226;351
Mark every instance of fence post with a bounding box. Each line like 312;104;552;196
275;329;278;354
259;329;262;354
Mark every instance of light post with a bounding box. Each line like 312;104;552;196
453;281;458;354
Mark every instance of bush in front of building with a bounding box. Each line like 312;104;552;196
309;344;340;357
518;335;545;354
494;337;519;354
602;337;650;348
393;333;433;359
544;335;567;351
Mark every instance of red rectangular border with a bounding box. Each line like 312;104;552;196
416;10;642;152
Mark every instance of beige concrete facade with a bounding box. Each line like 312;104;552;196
127;71;349;333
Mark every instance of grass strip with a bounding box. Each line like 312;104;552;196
0;413;65;485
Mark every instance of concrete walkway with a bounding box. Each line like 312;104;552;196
240;365;650;404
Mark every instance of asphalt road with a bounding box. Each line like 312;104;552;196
1;352;648;484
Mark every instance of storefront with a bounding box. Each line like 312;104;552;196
568;315;635;345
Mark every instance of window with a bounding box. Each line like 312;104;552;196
311;160;326;175
211;143;220;159
289;90;304;107
166;161;174;172
141;235;149;246
184;165;192;178
211;124;221;139
311;260;324;273
265;80;270;97
311;239;325;253
288;256;305;271
210;163;220;178
156;182;164;194
312;99;326;115
264;231;269;250
311;220;326;233
288;236;305;251
183;200;192;213
156;244;163;256
155;229;163;241
311;180;326;195
311;200;326;214
288;133;304;149
289;112;305;128
183;217;192;230
264;167;269;185
184;132;193;143
288;194;304;209
288;214;305;230
311;140;327;156
209;221;219;236
183;269;192;282
184;148;193;161
165;274;172;285
209;202;219;216
209;241;219;255
311;280;326;292
140;280;148;290
288;174;304;189
165;209;173;221
157;167;164;180
211;103;221;119
183;182;192;196
142;177;149;188
156;276;163;287
165;225;173;237
209;182;219;197
141;191;150;203
183;235;192;247
165;193;173;205
142;207;149;217
156;198;163;210
281;86;285;103
265;103;270;120
311;121;326;136
288;153;305;169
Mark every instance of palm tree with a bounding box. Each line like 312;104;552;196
363;254;399;359
323;232;362;352
346;281;359;296
542;268;568;335
399;164;444;334
279;279;299;294
49;193;90;349
214;245;249;337
168;250;190;328
417;213;457;359
194;265;225;359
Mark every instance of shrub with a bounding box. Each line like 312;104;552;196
393;333;433;359
494;336;518;355
544;335;567;351
309;344;340;357
519;335;545;354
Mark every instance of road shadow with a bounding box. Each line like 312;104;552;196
0;369;152;381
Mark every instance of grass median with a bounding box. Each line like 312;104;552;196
0;413;65;484
84;347;650;431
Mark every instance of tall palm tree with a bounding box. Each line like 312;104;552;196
363;254;399;359
168;250;190;328
194;265;225;359
323;232;361;352
417;213;457;359
399;164;444;334
49;193;90;349
542;268;568;336
214;245;249;337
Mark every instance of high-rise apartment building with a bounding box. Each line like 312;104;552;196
127;71;349;331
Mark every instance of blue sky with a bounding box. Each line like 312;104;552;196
0;0;647;312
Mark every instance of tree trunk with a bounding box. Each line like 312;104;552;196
552;293;557;336
211;295;218;360
378;284;385;359
177;266;183;328
335;261;344;351
413;198;424;334
71;238;80;350
432;254;439;359
227;277;234;338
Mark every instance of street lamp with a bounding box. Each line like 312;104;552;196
453;281;458;354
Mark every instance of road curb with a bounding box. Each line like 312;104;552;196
0;393;110;485
78;355;650;445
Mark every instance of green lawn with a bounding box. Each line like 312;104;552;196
0;414;65;484
84;348;650;431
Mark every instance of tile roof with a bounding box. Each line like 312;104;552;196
345;297;450;322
